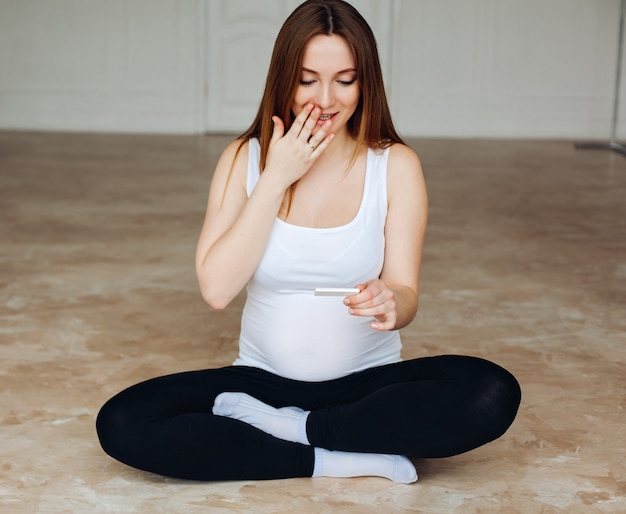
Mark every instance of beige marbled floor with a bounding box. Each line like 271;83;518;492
0;131;625;513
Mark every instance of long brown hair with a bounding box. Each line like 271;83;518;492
232;0;404;213
241;0;403;163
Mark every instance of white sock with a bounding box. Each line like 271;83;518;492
212;392;310;445
312;448;418;484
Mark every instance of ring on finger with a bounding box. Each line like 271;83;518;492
307;141;317;150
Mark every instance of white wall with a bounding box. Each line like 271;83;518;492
0;0;205;133
389;0;622;138
0;0;623;139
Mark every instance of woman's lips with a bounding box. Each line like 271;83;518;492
317;113;337;124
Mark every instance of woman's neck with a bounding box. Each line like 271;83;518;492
313;131;360;170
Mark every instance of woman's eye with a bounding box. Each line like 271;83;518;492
338;79;357;86
299;80;315;86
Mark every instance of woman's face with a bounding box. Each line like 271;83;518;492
292;34;360;138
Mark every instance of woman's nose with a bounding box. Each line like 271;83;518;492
316;84;335;109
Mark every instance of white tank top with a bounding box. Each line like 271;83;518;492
233;139;402;381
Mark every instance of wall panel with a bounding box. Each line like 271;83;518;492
391;0;622;138
0;0;204;133
0;0;622;138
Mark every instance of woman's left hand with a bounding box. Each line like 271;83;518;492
344;279;397;331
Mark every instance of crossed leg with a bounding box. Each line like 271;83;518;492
96;355;520;482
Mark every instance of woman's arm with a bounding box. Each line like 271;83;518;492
345;143;428;330
195;105;335;309
194;138;284;309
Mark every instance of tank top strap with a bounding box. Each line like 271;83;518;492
247;138;261;196
364;146;390;221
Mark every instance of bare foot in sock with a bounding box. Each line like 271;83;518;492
212;392;310;445
313;448;418;484
213;393;418;483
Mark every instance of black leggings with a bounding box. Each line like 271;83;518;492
96;355;521;481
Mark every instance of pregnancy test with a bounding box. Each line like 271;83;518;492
314;287;360;296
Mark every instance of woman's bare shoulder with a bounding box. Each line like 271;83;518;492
217;137;250;169
211;137;250;186
387;142;422;169
386;143;425;187
204;139;251;210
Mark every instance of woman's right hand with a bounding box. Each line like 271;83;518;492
195;104;334;309
264;104;335;187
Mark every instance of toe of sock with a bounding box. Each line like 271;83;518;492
212;391;240;416
393;456;418;484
